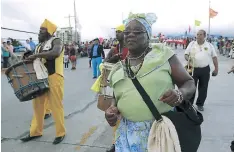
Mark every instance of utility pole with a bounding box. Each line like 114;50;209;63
65;14;75;43
122;12;124;24
65;14;72;29
74;0;82;43
208;0;211;38
74;0;78;43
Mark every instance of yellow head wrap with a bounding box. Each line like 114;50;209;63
115;24;125;32
40;19;57;35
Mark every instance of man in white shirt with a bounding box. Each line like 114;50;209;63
184;30;218;111
25;39;32;51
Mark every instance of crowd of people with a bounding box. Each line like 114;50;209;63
61;38;121;74
1;38;37;68
164;36;234;59
1;13;234;152
215;37;234;58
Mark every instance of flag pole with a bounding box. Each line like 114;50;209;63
194;19;196;37
122;12;124;24
208;0;211;37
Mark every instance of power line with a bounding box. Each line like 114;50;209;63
1;38;39;41
1;27;38;34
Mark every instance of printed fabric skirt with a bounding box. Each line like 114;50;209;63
115;118;154;152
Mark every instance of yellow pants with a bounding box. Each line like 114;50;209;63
45;102;51;114
30;74;66;137
112;119;120;144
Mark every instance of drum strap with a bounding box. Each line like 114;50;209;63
35;44;43;55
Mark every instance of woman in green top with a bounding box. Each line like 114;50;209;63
105;12;196;152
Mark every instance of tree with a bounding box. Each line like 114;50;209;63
8;38;22;47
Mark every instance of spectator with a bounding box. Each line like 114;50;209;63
69;44;77;70
25;39;32;51
1;42;10;68
29;38;36;52
7;41;14;54
90;38;105;78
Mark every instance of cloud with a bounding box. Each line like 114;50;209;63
1;0;234;41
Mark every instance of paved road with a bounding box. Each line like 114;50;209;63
1;47;234;152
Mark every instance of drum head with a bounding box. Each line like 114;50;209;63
5;60;33;75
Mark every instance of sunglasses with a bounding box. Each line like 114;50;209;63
123;30;147;36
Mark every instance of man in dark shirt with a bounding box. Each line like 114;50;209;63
104;24;128;152
90;38;105;78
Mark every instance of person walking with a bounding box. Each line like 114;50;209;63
185;29;219;111
90;38;105;78
105;12;195;152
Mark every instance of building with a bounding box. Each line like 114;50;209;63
56;27;72;44
56;27;81;44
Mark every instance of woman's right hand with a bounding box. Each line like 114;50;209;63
105;105;119;126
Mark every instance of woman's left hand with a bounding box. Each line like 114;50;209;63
159;89;181;106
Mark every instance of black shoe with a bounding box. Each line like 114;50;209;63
20;134;42;142
53;135;65;145
231;140;234;152
106;144;115;152
93;76;97;79
44;114;51;119
197;106;204;111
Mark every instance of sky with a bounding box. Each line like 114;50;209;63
1;0;234;41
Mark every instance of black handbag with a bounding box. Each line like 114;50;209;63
125;59;203;152
131;77;203;152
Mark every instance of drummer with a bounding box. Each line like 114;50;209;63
104;24;129;152
20;19;66;145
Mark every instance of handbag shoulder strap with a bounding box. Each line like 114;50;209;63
125;57;163;121
131;78;163;121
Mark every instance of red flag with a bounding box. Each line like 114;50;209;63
209;8;218;18
188;26;191;33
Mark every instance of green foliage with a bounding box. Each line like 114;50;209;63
8;38;22;47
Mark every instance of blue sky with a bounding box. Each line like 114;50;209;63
1;0;234;41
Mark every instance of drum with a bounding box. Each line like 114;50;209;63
97;94;113;111
5;60;49;102
101;63;114;87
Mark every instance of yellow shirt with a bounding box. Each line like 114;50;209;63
108;44;175;122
